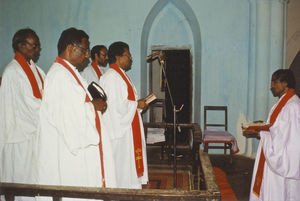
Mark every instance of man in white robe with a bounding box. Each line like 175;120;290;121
0;29;45;198
81;45;108;84
36;28;116;201
100;41;148;189
244;69;300;201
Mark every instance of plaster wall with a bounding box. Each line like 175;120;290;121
0;0;287;155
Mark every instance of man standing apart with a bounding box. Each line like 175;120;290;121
244;69;300;201
100;41;148;189
36;28;116;194
0;28;45;187
81;45;108;84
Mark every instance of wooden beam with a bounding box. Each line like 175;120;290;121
0;182;219;201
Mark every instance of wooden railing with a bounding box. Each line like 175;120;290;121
0;151;220;201
1;124;220;201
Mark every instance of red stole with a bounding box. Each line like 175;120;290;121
110;63;144;177
55;57;106;187
14;52;44;99
91;61;102;79
253;88;295;197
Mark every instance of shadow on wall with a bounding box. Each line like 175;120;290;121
290;50;300;97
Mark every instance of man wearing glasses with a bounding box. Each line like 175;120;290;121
81;45;108;84
0;28;45;195
100;41;149;189
36;28;116;195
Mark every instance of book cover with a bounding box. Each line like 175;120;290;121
87;81;107;101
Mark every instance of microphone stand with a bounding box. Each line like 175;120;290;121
157;55;183;189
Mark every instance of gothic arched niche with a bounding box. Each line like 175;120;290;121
148;3;192;45
141;0;202;123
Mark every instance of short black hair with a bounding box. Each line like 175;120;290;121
272;69;296;89
57;27;89;55
12;28;38;53
108;41;129;64
91;45;106;60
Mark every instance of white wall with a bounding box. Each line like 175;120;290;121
0;0;287;155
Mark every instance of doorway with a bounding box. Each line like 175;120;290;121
149;49;192;124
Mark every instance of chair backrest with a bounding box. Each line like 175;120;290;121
149;98;166;123
204;106;228;131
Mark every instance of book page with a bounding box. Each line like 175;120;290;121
242;121;267;128
145;93;157;104
146;127;165;144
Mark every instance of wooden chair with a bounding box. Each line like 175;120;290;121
149;98;166;123
202;106;238;155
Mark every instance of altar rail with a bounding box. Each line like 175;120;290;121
1;124;220;201
0;151;219;201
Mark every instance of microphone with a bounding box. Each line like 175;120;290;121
146;51;163;61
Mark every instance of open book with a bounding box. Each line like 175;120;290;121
145;93;157;104
146;127;165;144
242;121;267;129
242;121;270;134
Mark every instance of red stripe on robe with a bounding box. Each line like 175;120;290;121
55;57;106;187
91;61;102;79
14;52;43;99
110;63;144;177
253;88;295;197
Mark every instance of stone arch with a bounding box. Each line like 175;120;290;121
140;0;202;123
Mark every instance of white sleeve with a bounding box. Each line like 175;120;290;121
262;101;300;179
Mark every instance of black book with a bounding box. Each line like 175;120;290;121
87;81;107;101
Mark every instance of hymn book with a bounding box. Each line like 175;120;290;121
144;93;157;104
87;81;107;101
242;121;267;128
242;121;270;134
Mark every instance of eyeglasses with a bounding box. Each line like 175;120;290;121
100;53;108;57
122;53;132;58
24;41;41;50
73;43;90;55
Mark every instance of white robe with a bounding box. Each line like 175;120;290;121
80;63;106;85
100;68;148;189
0;59;45;184
249;94;300;201
35;60;116;199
